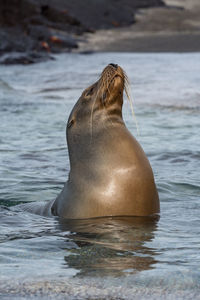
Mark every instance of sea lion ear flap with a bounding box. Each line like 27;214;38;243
67;119;74;128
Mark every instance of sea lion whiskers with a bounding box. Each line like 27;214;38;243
98;78;114;134
103;68;139;134
95;66;124;131
100;75;108;105
89;92;98;143
123;71;140;135
99;67;121;103
97;76;112;132
89;73;114;135
89;76;108;142
90;66;138;141
100;72;116;129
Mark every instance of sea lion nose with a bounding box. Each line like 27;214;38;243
109;63;118;69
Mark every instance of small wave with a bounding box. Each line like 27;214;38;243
161;104;200;111
0;79;14;91
0;199;28;207
156;150;200;162
172;181;200;192
34;86;83;94
137;100;200;111
19;152;49;161
43;95;65;100
37;87;72;93
0;277;199;300
0;79;27;94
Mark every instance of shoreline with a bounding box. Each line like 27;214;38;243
77;0;200;53
77;31;200;53
1;0;200;64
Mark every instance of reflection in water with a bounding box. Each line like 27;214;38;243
57;216;159;277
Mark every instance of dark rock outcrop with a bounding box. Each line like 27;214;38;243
0;0;165;64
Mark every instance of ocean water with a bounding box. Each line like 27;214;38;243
0;53;200;299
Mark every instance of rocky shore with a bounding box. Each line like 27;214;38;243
0;0;164;64
0;0;200;64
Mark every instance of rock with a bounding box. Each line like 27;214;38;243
0;51;54;65
0;28;37;54
0;0;165;64
48;30;78;50
49;0;165;30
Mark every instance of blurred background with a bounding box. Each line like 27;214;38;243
0;1;200;299
0;0;200;63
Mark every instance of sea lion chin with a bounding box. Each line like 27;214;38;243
21;64;160;219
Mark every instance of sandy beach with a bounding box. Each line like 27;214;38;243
77;0;200;53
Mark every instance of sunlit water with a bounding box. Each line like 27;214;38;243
0;53;200;299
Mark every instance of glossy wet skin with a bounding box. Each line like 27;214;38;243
51;64;160;218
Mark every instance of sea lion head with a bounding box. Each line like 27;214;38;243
67;64;126;132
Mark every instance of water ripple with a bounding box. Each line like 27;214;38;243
0;53;200;298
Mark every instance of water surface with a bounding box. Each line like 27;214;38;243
0;53;200;299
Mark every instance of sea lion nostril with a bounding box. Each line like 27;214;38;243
109;63;118;69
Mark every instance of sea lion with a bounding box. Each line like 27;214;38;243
21;64;160;218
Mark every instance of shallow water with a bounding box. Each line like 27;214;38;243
0;53;200;299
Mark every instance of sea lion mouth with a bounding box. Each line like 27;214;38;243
97;64;125;102
100;64;125;85
96;64;137;129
